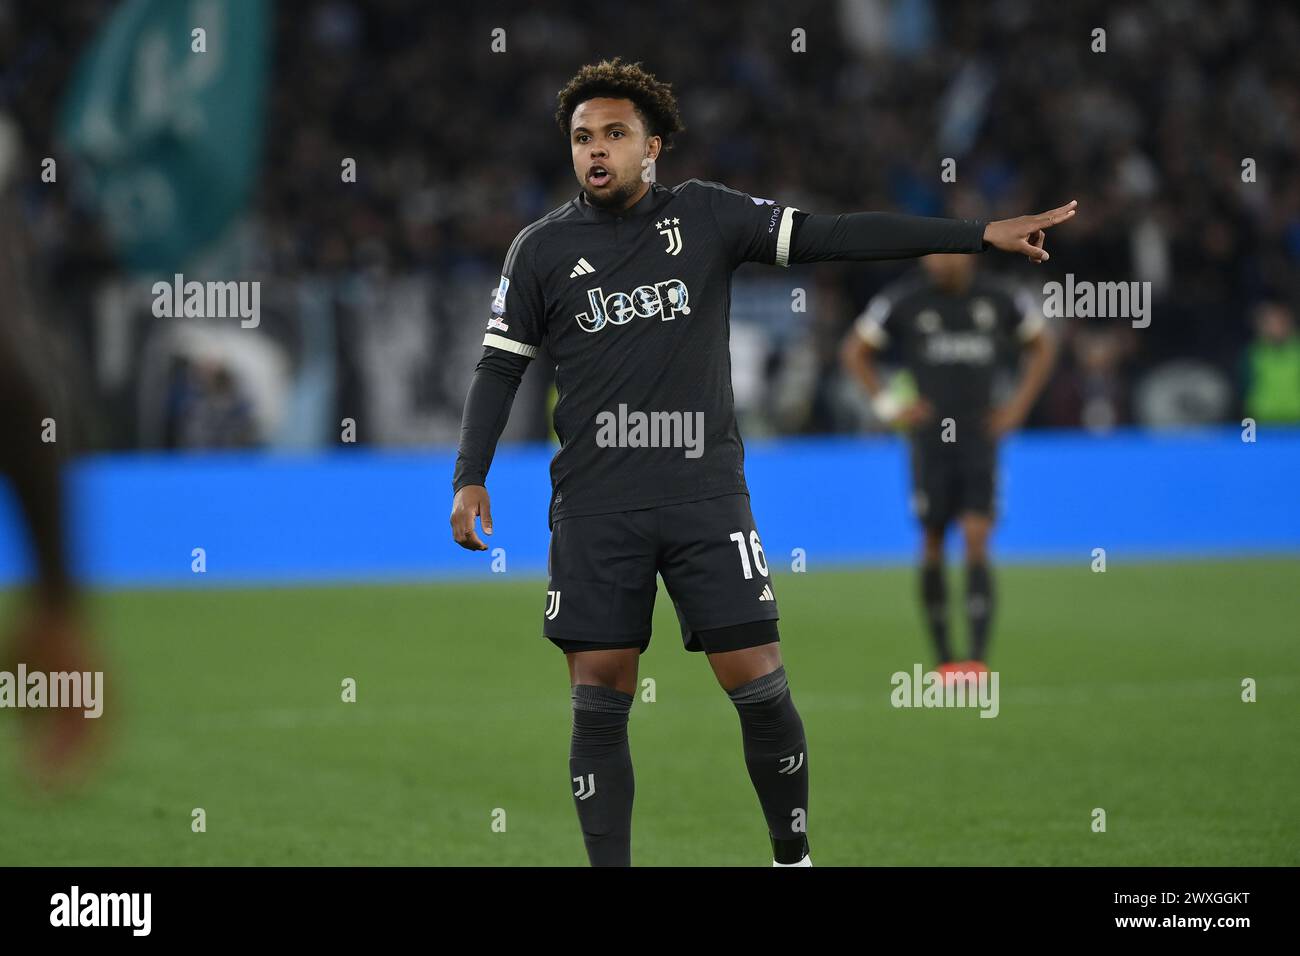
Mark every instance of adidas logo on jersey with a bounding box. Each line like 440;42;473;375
759;584;775;602
569;257;596;278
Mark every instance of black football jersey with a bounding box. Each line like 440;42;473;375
853;271;1044;451
483;179;800;523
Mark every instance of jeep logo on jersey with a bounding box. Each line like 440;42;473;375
924;332;995;365
575;280;691;333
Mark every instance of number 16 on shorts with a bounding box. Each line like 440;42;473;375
730;530;770;579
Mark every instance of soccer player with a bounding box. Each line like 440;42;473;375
450;58;1074;866
0;189;100;787
840;253;1057;675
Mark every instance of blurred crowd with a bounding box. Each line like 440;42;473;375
4;0;1300;449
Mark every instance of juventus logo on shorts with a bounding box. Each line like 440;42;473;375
573;772;596;800
545;590;562;620
778;753;804;775
655;218;684;255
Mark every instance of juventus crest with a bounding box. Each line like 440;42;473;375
655;218;684;255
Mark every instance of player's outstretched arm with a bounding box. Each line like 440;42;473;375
786;200;1077;265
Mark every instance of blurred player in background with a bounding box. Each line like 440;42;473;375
842;254;1056;675
0;124;101;788
451;58;1074;866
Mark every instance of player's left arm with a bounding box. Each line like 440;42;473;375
988;291;1058;437
696;180;1076;266
788;201;1077;265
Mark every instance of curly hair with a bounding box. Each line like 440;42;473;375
555;57;685;149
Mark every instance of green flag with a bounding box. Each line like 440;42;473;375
59;0;270;273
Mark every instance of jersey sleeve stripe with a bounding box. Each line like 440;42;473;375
775;205;799;267
682;178;748;200
483;333;538;359
502;203;580;275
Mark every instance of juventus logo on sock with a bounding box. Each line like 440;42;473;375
778;753;804;775
573;772;596;800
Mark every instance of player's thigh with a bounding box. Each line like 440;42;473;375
706;641;784;692
566;647;641;695
656;494;780;651
921;523;946;561
911;443;959;530
959;511;993;544
957;455;997;550
959;514;992;564
544;509;657;647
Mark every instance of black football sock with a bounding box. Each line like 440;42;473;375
569;684;635;867
966;561;995;661
727;666;809;863
921;561;953;663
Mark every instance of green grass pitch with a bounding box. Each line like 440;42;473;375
1;559;1296;866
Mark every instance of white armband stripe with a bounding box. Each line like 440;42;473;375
483;333;538;359
775;206;799;267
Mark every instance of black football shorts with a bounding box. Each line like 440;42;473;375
542;493;780;654
909;441;998;530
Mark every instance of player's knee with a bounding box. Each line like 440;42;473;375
711;637;782;681
922;527;945;562
726;664;787;704
570;684;633;754
727;666;803;747
961;519;990;558
569;649;638;694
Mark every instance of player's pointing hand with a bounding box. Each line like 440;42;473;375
450;485;493;551
982;200;1077;263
